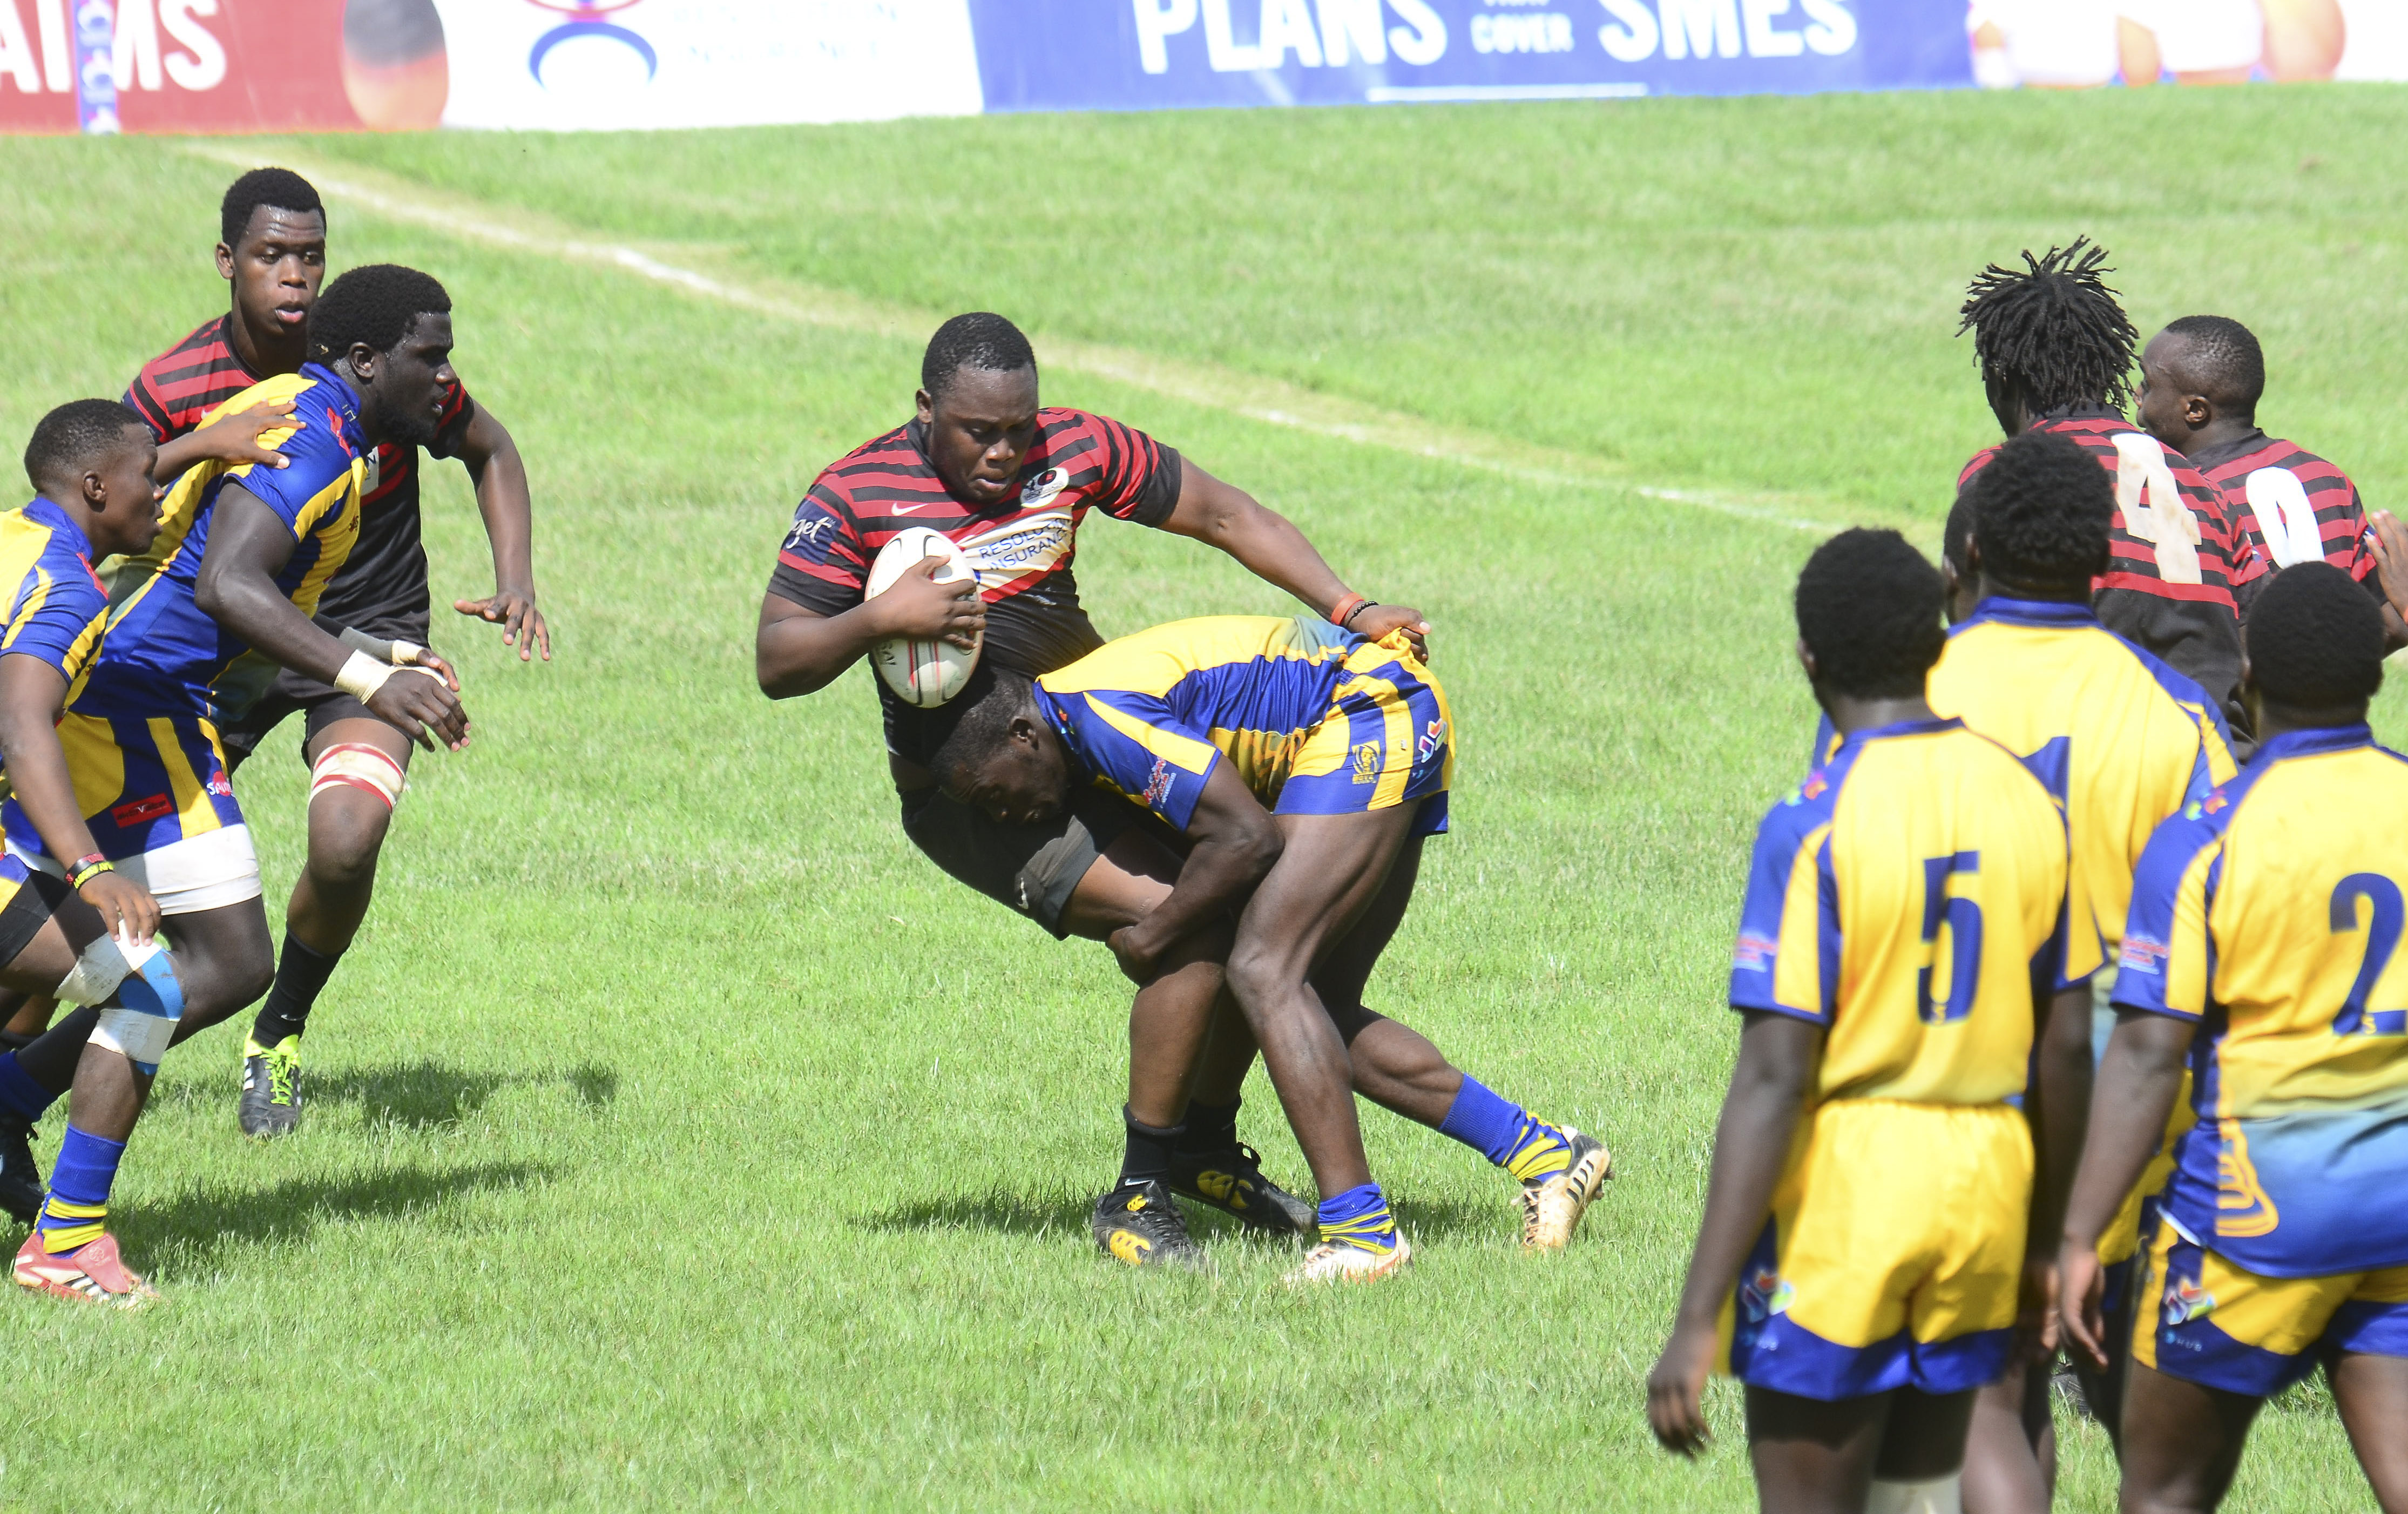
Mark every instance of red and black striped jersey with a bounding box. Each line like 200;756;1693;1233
1959;410;2252;725
768;409;1183;766
125;314;476;638
2189;431;2372;583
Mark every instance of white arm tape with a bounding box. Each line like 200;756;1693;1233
334;649;395;702
389;638;426;665
92;1006;173;1074
53;932;158;1007
337;625;429;667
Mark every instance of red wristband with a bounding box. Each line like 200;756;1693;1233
1328;593;1366;628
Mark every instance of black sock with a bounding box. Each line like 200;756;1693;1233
0;1030;32;1052
251;937;342;1047
1119;1106;1183;1189
1179;1096;1241;1154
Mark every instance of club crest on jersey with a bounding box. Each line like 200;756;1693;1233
1019;467;1069;510
1740;1268;1794;1322
1351;741;1383;784
1141;758;1176;809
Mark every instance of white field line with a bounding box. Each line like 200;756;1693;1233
184;141;1839;535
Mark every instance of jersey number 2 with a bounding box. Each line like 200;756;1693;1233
2330;874;2406;1037
1918;851;1984;1024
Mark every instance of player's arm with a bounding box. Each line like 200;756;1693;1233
1157;462;1430;655
1646;1011;1822;1455
146;396;302;484
0;655;160;943
2360;509;2408;652
307;614;462;692
754;573;983;700
2057;1006;2191;1370
194;483;469;751
2021;978;2095;1358
448;402;551;662
1104;760;1283;985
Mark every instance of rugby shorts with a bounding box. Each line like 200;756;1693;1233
1269;635;1451;836
1721;1099;2029;1400
2134;1214;2408;1397
2;711;260;915
899;783;1177;940
0;860;67;964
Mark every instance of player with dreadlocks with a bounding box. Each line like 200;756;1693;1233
1955;238;2262;739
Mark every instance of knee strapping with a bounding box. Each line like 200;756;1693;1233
1865;1476;1961;1514
84;941;182;1076
310;742;406;812
55;931;146;1007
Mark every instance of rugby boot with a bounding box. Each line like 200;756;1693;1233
1283;1229;1413;1287
0;1112;42;1226
238;1035;303;1138
12;1231;158;1308
1089;1179;1206;1270
1167;1140;1314;1236
1519;1126;1612;1251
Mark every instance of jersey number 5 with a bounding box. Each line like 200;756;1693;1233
2330;874;2406;1037
1918;851;1984;1025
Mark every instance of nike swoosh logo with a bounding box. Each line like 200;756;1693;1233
890;503;932;515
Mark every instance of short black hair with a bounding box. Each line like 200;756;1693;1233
1958;237;2138;417
1796;528;1946;699
307;264;451;363
220;167;324;250
2247;562;2385;711
1966;429;2114;592
922;313;1036;404
2160;315;2265;420
24;398;146;494
925;666;1037;790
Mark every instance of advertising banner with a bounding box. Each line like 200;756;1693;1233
969;0;1973;110
0;0;362;134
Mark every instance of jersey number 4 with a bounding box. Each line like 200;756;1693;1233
1918;851;1984;1025
2331;874;2407;1037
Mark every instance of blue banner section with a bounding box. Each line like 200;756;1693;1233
968;0;1974;112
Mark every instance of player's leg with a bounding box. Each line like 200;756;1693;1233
1959;1365;2052;1514
2330;1350;2408;1510
240;711;411;1137
1310;830;1610;1248
1871;1387;1981;1512
2116;1361;2260;1512
1745;1386;1896;1514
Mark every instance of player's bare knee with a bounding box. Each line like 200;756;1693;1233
307;793;393;885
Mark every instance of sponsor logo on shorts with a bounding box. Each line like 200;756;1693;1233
206;773;233;799
2120;934;2170;976
1351;740;1383;784
1415;717;1448;768
110;793;173;828
1740;1267;1794;1322
2163;1275;2215;1326
1141;758;1175;809
2185;790;2231;822
1733;932;1780;973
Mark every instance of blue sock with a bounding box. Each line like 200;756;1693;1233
38;1124;125;1255
0;1051;57;1124
1316;1181;1397;1252
1438;1077;1571;1182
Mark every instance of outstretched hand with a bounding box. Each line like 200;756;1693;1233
455;588;551;662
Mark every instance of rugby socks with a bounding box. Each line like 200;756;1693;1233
0;1051;57;1124
1437;1076;1573;1184
1316;1183;1399;1253
37;1125;124;1255
1178;1095;1241;1154
1119;1107;1182;1189
251;936;341;1047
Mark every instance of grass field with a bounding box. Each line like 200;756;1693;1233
0;84;2400;1511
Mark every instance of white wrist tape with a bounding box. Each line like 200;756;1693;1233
388;638;426;666
334;649;395;702
53;931;154;1006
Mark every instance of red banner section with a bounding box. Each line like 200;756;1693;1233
0;0;367;133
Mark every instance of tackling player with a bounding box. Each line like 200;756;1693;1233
756;313;1431;1256
123;168;545;1138
0;268;469;1301
1648;529;2087;1514
2061;564;2408;1512
928;615;1608;1280
1956;239;2262;735
1933;431;2237;1509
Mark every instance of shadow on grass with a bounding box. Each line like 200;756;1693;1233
121;1159;558;1274
157;1060;618;1131
856;1188;1509;1243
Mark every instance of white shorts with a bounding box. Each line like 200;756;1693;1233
9;824;262;915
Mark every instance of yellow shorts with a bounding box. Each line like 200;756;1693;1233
1274;633;1452;835
2133;1216;2408;1396
1721;1099;2030;1400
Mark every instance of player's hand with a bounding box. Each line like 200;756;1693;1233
192;395;300;469
455;586;551;662
2364;511;2408;619
872;557;984;651
2057;1238;2109;1372
401;644;462;692
1645;1319;1717;1457
1351;603;1431;663
2016;1251;2061;1362
1106;923;1164;985
367;668;470;753
78;871;160;948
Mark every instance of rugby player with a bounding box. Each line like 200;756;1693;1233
0;403;194;1303
124;168;545;1138
1956;239;2262;735
0;268;469;1302
929;615;1608;1280
755;313;1432;1256
2061;564;2408;1512
1648;530;2086;1514
1933;432;2237;1509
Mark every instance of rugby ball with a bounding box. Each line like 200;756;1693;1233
865;527;982;708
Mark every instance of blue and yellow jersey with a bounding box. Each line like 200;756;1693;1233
1033;614;1453;834
1930;598;2234;981
1730;717;2071;1106
82;363;366;728
0;498;110;704
2116;724;2408;1277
